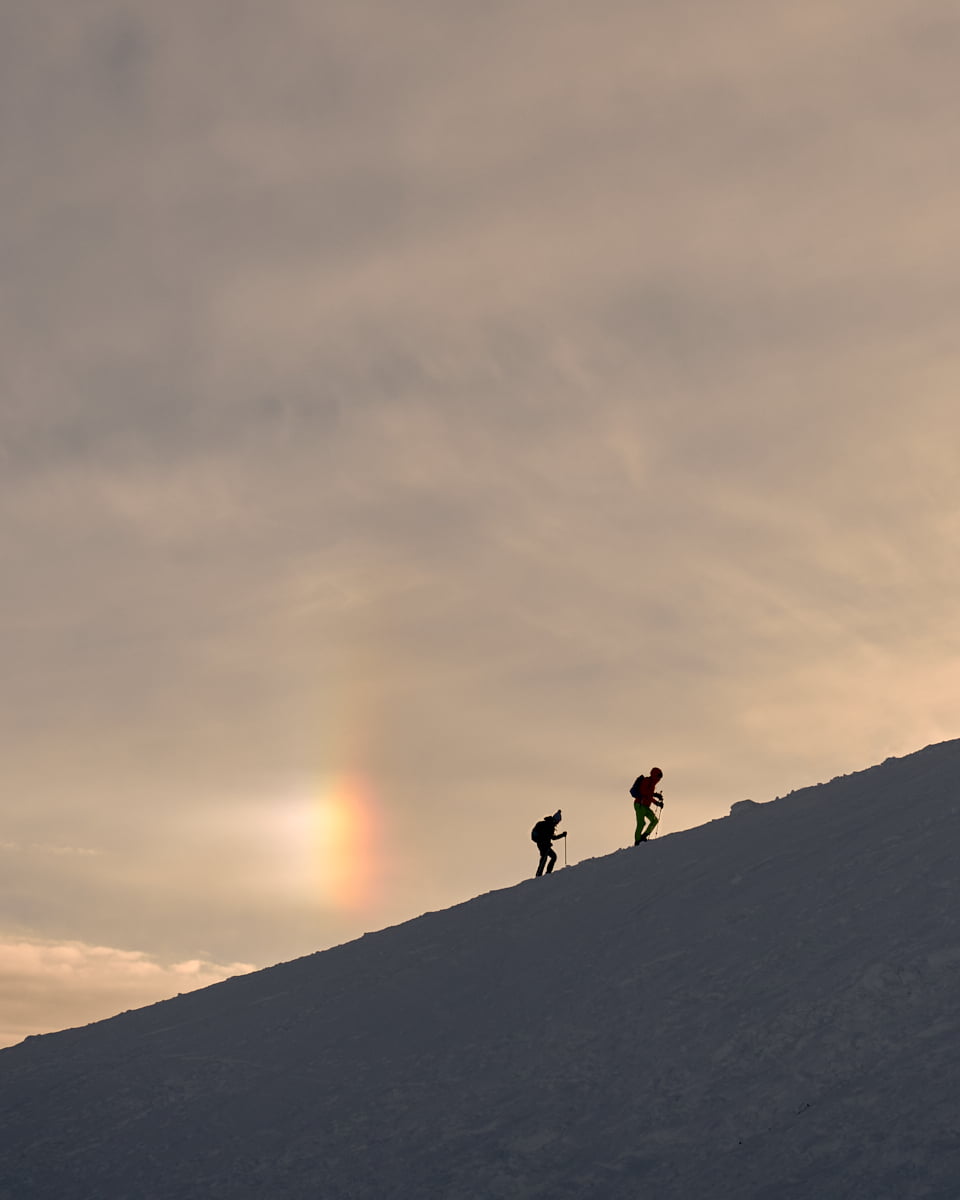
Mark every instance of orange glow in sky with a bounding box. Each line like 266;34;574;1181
307;774;379;911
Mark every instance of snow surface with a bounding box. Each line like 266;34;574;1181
2;740;959;1199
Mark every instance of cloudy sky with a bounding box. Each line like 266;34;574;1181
3;0;960;1046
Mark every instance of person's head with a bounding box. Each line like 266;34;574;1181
552;809;562;823
650;767;663;780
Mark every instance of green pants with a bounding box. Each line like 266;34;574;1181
634;802;659;843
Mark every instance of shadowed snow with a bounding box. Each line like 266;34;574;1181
1;740;958;1198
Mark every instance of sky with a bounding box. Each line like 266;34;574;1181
2;0;960;1046
3;740;959;1196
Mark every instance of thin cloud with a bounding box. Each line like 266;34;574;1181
0;841;100;857
0;937;256;1048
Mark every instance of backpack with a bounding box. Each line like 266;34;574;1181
531;819;550;842
629;776;645;800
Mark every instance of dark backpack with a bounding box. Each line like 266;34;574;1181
629;776;645;800
531;819;551;843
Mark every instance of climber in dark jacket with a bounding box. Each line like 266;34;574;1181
531;810;566;876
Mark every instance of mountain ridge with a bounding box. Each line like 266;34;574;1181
2;739;959;1199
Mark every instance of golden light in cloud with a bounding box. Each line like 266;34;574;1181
265;774;381;912
310;774;380;910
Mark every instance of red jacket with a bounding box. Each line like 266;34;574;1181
632;772;663;807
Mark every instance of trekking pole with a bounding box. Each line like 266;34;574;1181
563;836;567;866
654;793;664;839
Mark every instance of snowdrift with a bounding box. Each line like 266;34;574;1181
2;741;959;1199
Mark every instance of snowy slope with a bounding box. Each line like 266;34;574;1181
1;741;959;1200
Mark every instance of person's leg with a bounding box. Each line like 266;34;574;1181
635;804;658;842
544;846;558;873
536;843;550;876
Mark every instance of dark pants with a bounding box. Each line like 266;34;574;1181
535;841;557;876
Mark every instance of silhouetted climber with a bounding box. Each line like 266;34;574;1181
531;810;566;876
630;768;664;843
